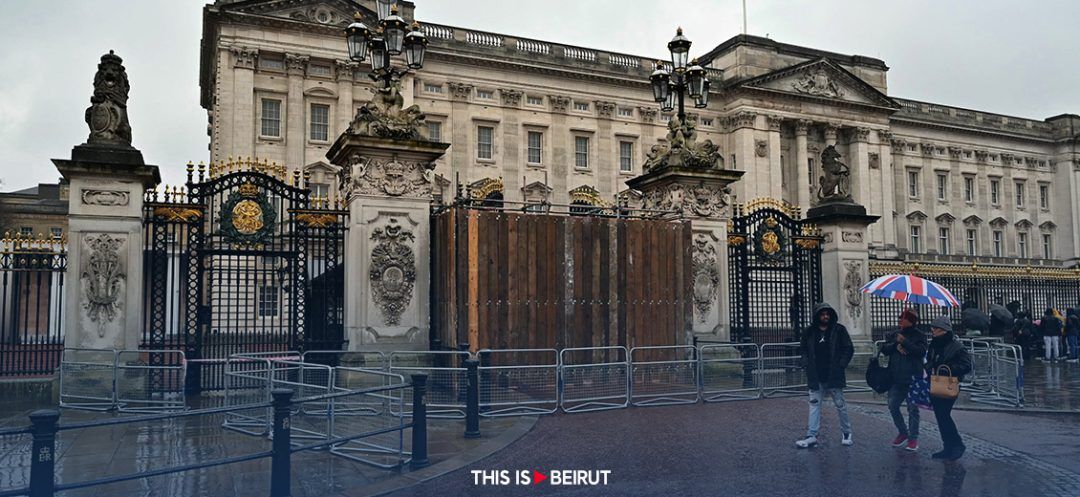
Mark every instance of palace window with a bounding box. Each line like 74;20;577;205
261;99;282;137
1018;232;1028;258
310;183;329;199
908;171;920;198
1039;184;1050;209
423;82;443;94
258;285;280;317
938;227;950;254
527;131;543;164
619;141;634;173
574;136;590;170
936;173;947;200
1043;234;1053;259
308;64;332;77
476;89;494;100
259;54;284;70
990;179;1000;205
701;118;714;126
477;126;494;160
618;108;634;118
992;230;1003;257
963;176;974;203
526;95;544;106
910;225;922;253
310;104;329;141
966;229;977;255
426;121;442;142
573;101;590;112
19;227;31;237
1015;181;1025;207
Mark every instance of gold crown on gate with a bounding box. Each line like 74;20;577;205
238;183;259;197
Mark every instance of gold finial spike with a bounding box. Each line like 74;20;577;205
292;170;301;187
198;161;206;181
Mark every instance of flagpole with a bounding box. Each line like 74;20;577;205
742;0;747;34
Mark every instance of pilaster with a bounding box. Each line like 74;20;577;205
285;53;309;171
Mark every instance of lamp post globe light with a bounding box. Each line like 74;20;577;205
344;4;428;89
649;27;711;123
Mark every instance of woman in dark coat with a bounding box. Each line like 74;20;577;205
927;316;973;460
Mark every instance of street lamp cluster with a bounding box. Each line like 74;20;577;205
344;2;428;84
649;28;710;122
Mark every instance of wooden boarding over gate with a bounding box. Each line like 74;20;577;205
431;207;692;354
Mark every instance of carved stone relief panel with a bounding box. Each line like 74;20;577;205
843;260;864;320
340;153;435;199
692;234;722;323
369;218;416;326
81;234;126;338
81;189;130;206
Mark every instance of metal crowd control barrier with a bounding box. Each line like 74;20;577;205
758;343;806;398
223;355;278;436
389;350;469;418
559;346;629;413
630;346;699;406
698;343;762;402
115;350;186;413
844;341;878;394
960;339;994;392
477;348;559;416
329;368;409;468
970;343;1025;408
268;359;334;443
59;348;118;411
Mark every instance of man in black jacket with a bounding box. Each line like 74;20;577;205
881;308;928;451
795;302;855;448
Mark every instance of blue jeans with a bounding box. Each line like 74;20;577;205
806;388;852;437
1067;335;1078;359
887;383;919;439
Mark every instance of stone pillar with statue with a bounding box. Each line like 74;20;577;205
804;144;878;338
326;71;449;353
627;114;744;342
53;51;161;350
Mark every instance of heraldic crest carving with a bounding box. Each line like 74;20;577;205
81;234;126;337
642;117;724;172
369;219;417;325
348;78;427;141
220;183;277;246
753;217;787;264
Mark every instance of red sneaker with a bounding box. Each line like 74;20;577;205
891;435;908;447
905;439;919;451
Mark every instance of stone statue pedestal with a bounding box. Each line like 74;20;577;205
626;165;744;342
805;201;880;339
327;135;449;353
53;146;160;350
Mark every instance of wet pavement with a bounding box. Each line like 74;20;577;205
1019;359;1080;411
383;398;1080;497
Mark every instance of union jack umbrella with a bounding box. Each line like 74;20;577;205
860;274;960;307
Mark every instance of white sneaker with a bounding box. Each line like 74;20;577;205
795;436;818;448
842;433;853;446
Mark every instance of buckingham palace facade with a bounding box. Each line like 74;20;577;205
199;0;1080;268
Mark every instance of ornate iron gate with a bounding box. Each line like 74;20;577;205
142;162;347;390
728;199;823;344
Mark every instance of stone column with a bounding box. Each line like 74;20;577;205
500;89;524;201
285;54;309;171
334;60;357;137
595;101;617;199
806;203;879;339
228;46;258;161
729;111;758;200
849;127;873;236
328;135;449;352
794;120;811;211
548;95;571;204
447;82;473;191
766;115;784;199
824;123;839;147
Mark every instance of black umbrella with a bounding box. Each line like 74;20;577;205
989;304;1013;323
962;307;991;331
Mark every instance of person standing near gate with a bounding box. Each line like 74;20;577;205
795;302;855;448
880;308;928;451
1039;308;1063;362
1065;309;1080;362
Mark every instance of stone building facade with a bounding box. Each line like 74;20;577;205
199;0;1080;267
0;182;69;240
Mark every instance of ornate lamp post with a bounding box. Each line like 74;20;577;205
650;27;710;123
345;4;428;90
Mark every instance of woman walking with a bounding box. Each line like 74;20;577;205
927;316;973;460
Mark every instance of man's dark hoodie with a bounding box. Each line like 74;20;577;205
800;302;855;390
881;318;929;384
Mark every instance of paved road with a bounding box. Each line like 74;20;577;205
384;398;1080;497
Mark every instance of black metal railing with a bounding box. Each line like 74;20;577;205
0;236;66;378
0;374;428;497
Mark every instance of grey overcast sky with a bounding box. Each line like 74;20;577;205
0;0;1077;190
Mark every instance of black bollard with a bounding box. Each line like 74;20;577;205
270;389;293;497
410;373;430;468
464;359;481;439
29;409;59;497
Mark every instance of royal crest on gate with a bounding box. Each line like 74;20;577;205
220;183;277;245
753;217;787;263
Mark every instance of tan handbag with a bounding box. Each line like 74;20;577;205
930;365;959;399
